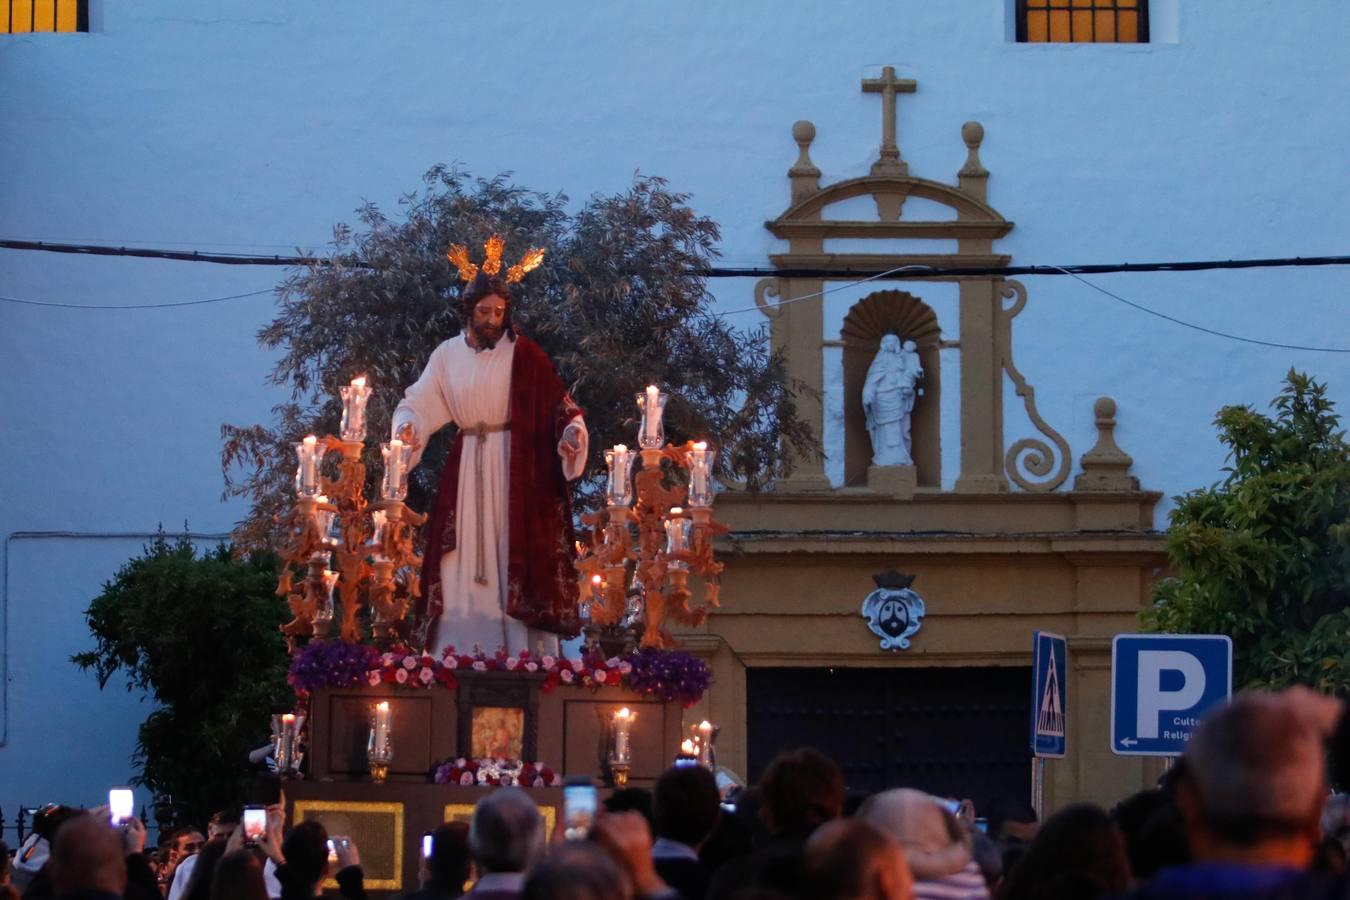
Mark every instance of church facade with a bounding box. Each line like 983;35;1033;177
2;1;1349;815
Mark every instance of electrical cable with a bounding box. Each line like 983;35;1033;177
0;287;275;310
1050;267;1350;354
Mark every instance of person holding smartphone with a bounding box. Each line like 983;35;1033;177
395;823;472;900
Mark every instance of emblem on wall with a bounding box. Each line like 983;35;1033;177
861;570;925;651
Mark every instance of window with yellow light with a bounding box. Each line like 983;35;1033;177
1017;0;1148;43
2;0;88;34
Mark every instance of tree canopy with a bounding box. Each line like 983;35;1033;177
1145;370;1350;692
222;167;816;548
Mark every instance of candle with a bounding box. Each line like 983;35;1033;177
373;701;391;751
381;440;409;500
664;510;691;565
340;376;372;442
680;739;696;757
638;386;666;449
613;707;635;763
294;435;325;497
698;720;714;767
688;442;715;508
606;444;632;505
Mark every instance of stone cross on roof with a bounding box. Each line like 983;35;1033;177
861;66;917;176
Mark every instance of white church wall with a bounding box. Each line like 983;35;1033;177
1;0;1348;811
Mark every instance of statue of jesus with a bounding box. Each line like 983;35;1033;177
392;240;587;655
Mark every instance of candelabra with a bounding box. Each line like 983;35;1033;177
277;377;427;650
575;387;727;651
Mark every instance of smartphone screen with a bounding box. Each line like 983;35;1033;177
109;787;134;825
242;806;267;843
327;839;338;863
422;833;433;858
562;779;597;840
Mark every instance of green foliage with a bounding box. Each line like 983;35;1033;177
1144;371;1350;693
221;167;818;548
72;533;291;824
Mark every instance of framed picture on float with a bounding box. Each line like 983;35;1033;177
455;674;540;762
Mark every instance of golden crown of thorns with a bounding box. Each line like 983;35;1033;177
446;234;546;285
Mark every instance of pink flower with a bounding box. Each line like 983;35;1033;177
570;658;587;672
443;656;458;670
418;667;435;685
541;655;557;670
459;772;474;786
395;668;408;684
593;670;608;684
606;657;622;669
402;655;418;670
618;661;633;675
560;669;575;684
381;652;396;666
533;777;545;787
472;661;487;672
367;671;382;687
505;657;519;671
524;661;539;672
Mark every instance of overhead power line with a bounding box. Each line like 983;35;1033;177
1;237;1349;279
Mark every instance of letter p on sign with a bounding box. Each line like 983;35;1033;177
1136;651;1206;739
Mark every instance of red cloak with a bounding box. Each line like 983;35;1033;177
417;333;583;644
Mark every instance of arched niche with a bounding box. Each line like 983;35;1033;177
841;291;942;489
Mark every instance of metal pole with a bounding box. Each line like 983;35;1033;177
1031;757;1045;821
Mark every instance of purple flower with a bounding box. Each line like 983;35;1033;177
622;649;712;706
288;640;383;695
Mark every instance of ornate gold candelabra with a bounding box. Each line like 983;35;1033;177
277;378;427;650
574;388;726;650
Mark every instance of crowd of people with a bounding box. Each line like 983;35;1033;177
7;686;1350;900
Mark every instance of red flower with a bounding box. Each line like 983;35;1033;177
541;672;561;694
381;668;397;683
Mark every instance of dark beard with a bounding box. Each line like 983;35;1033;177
471;321;504;350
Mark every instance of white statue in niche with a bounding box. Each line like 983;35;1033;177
863;334;923;467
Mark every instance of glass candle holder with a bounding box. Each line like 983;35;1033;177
368;701;394;782
271;713;306;776
380;440;413;500
637;386;667;450
663;509;692;568
688;442;716;508
339;376;372;443
605;444;635;506
293;435;327;498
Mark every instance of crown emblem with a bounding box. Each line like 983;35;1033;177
446;234;546;285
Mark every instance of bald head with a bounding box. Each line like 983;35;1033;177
804;818;914;900
50;814;127;896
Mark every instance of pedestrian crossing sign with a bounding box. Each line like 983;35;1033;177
1031;631;1068;758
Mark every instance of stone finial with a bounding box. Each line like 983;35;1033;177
1074;397;1140;491
789;120;821;203
958;121;988;203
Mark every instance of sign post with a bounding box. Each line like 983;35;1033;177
1030;631;1068;818
1111;634;1232;757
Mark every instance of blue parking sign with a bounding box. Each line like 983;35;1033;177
1031;631;1067;758
1111;634;1232;757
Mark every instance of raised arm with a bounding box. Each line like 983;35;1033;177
391;343;455;471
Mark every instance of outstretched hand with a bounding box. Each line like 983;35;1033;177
557;422;584;456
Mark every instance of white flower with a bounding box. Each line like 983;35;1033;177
618;661;633;675
606;657;622;669
533;777;545;787
472;660;487;672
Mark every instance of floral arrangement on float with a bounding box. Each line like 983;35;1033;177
287;640;712;707
433;756;560;788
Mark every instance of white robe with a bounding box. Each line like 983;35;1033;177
393;334;587;656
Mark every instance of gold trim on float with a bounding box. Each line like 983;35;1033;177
444;802;557;842
293;800;405;891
